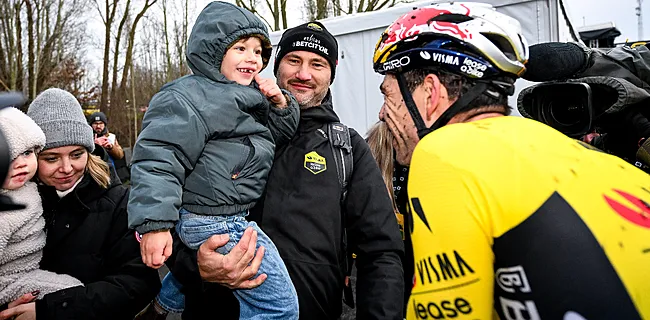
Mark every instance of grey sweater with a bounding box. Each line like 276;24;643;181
0;182;82;305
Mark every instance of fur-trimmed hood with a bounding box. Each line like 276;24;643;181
0;107;45;160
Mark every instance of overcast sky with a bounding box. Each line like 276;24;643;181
565;0;649;42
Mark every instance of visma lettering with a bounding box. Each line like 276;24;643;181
416;250;475;285
430;52;459;65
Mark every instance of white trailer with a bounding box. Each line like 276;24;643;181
259;0;579;134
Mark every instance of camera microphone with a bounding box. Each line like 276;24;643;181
522;42;588;82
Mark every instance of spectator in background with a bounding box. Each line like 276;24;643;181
88;112;130;182
365;121;415;317
89;112;124;160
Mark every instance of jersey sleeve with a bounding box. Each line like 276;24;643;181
406;139;496;320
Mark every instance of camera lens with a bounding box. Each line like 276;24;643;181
550;101;585;126
526;83;593;138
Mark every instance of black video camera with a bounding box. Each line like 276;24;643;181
519;79;650;171
518;79;624;139
518;42;650;172
0;92;28;211
519;82;594;138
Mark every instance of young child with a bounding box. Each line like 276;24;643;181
128;1;299;319
0;107;83;306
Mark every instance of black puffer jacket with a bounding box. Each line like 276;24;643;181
251;93;404;320
35;174;160;319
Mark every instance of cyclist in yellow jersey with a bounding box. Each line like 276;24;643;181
372;2;650;320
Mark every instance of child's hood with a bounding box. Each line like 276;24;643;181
186;1;271;83
0;107;46;160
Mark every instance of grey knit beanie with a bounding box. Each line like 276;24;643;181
26;88;94;152
0;107;46;160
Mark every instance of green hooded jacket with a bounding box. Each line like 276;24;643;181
128;1;299;234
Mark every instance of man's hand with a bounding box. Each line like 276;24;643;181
0;302;35;320
197;227;267;289
383;96;419;165
140;230;173;269
255;75;287;108
94;135;114;150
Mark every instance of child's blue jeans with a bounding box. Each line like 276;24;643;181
156;208;299;319
156;271;185;313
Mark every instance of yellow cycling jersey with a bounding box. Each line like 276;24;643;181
406;116;650;320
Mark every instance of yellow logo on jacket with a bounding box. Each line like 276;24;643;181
304;151;326;174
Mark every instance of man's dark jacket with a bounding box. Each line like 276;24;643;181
169;94;404;320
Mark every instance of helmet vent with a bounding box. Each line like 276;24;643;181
482;33;517;60
428;14;473;24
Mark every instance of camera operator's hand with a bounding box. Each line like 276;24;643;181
623;107;650;142
622;105;650;167
590;103;650;167
582;132;601;145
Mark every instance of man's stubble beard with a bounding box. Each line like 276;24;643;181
297;89;328;109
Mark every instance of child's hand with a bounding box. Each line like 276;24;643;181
255;75;287;108
140;230;173;269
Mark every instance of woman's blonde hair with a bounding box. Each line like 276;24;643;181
366;121;398;215
86;153;111;189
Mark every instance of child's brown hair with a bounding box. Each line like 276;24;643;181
226;33;273;69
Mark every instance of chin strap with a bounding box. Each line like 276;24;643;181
429;82;489;132
396;72;491;139
396;73;430;139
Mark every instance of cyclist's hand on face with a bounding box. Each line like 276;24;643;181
384;96;419;166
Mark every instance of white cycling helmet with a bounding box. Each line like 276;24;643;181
373;2;529;78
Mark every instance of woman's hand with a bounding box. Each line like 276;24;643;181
0;302;35;320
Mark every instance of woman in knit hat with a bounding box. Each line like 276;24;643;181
0;88;160;320
0;107;83;308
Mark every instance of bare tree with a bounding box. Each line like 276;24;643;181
0;0;25;91
173;0;189;76
108;0;131;118
235;0;288;31
14;1;24;92
119;0;158;92
161;0;172;82
35;0;87;96
333;0;398;16
0;0;91;105
94;0;120;111
306;0;398;20
25;0;36;99
305;0;329;20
